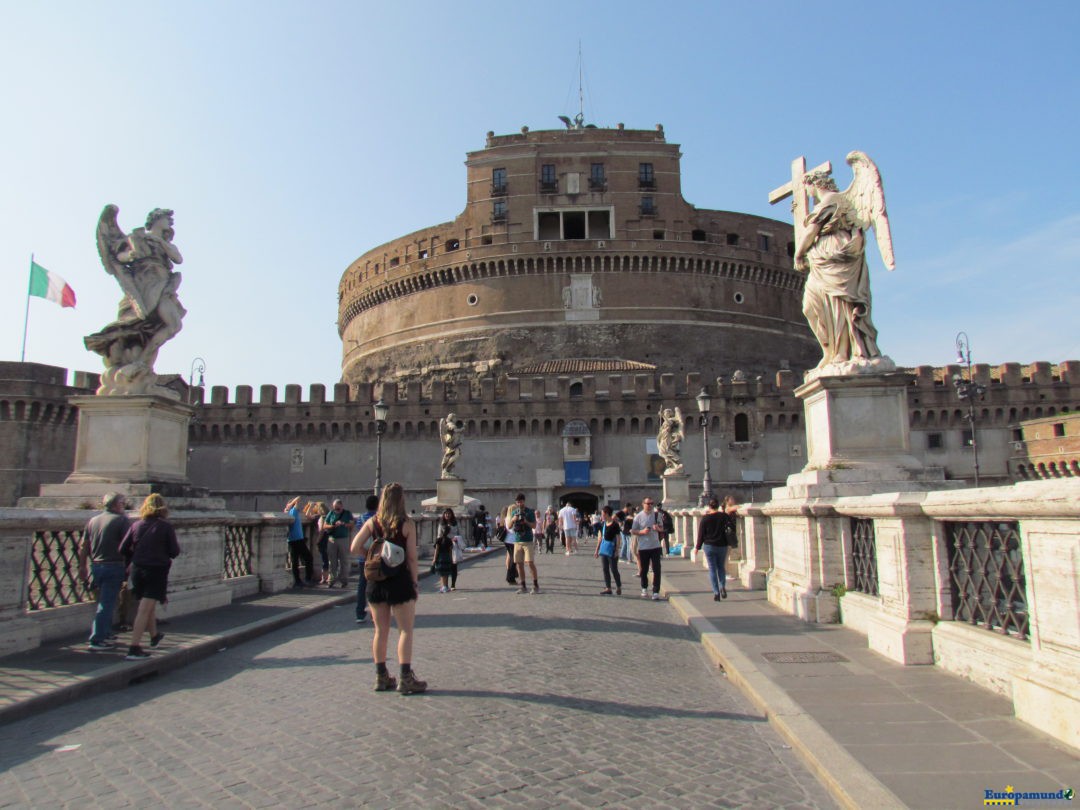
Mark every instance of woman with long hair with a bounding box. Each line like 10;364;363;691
118;493;181;660
595;505;623;595
351;482;427;694
434;508;458;593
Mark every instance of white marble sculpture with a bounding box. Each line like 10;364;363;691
440;412;462;478
771;152;896;380
85;205;187;397
656;406;686;476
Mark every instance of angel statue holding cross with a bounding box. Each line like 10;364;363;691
770;152;896;379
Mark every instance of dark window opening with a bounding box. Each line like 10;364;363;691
493;199;507;221
1012;428;1023;441
564;211;586;239
961;429;974;447
538;211;560;240
758;234;770;251
588;209;610;238
389;257;400;268
1053;422;1066;437
589;163;605;190
734;413;750;442
638;162;655;188
653;230;665;240
726;233;739;246
492;167;507;195
927;432;944;450
569;382;583;397
446;238;460;251
540;164;557;191
787;241;796;258
691;229;706;242
481;235;493;245
640;196;656;216
418;249;429;259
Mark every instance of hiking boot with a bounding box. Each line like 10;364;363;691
398;670;428;695
374;672;398;692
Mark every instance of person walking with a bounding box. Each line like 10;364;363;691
632;496;663;600
695;496;738;600
284;496;315;588
434;508;458;593
77;492;131;650
351;482;427;694
620;504;635;564
595;505;623;595
558;501;580;554
505;493;539;594
119;494;181;660
306;501;331;585
473;505;489;550
324;499;355;588
355;494;378;623
543;506;558;553
656;503;674;555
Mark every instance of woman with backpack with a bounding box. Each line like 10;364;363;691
351;482;427;694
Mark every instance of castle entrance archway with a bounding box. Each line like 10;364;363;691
556;490;599;517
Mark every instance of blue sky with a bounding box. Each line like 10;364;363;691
2;1;1078;392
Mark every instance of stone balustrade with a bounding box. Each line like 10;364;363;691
0;508;295;657
666;479;1080;750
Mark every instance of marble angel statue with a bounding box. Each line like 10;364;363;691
794;152;895;376
656;406;686;476
440;412;463;478
84;205;187;396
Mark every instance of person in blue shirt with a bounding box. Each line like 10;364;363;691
284;496;315;588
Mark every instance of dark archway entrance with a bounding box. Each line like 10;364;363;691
557;490;599;516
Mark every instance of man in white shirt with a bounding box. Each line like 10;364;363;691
558;502;580;554
631;497;663;600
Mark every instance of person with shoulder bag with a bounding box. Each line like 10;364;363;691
695;495;738;600
350;483;427;694
594;505;623;595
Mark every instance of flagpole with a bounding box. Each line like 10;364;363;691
20;254;33;363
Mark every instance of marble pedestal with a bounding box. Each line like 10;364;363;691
21;395;219;510
766;372;950;649
661;474;691;508
435;477;466;509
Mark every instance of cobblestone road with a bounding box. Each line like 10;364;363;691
0;552;835;809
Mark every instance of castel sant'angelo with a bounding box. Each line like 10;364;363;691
2;121;1077;513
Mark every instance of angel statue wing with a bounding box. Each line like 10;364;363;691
95;204;151;318
842;151;895;270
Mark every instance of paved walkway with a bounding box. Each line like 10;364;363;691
0;549;1075;809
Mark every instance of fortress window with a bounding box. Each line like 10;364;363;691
389;257;400;268
734;412;750;442
564;211;586;239
961;429;974;447
492;168;507;195
692;229;706;242
589;163;606;190
653;230;665;240
927;432;944;450
446;238;460;251
540;164;557;192
638;163;655;189
493;199;507;221
481;235;493;245
640;196;656;216
569;382;583;398
418;249;429;259
726;233;739;246
787;241;796;258
757;234;771;251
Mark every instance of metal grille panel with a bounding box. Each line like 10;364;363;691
28;530;93;610
224;525;254;579
850;517;879;596
946;521;1028;641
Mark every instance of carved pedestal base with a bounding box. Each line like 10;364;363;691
435;478;466;509
661;474;691;508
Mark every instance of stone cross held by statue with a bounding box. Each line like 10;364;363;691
768;156;832;250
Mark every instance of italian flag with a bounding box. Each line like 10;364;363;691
28;260;76;308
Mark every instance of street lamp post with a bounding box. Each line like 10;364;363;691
695;387;715;506
373;397;389;496
953;332;986;487
188;357;206;405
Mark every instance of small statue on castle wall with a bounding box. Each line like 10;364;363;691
656;406;685;476
85;205;188;397
440;412;463;479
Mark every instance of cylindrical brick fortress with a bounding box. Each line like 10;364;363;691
338;125;819;384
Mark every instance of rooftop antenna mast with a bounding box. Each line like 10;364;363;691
558;42;589;130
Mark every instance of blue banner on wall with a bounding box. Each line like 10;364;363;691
564;461;591;486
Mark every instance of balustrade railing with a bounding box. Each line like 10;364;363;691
850;518;879;596
223;525;254;579
28;529;93;610
945;520;1028;640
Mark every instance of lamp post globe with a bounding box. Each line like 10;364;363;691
696;387;714;506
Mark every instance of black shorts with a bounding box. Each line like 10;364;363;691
130;564;170;603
